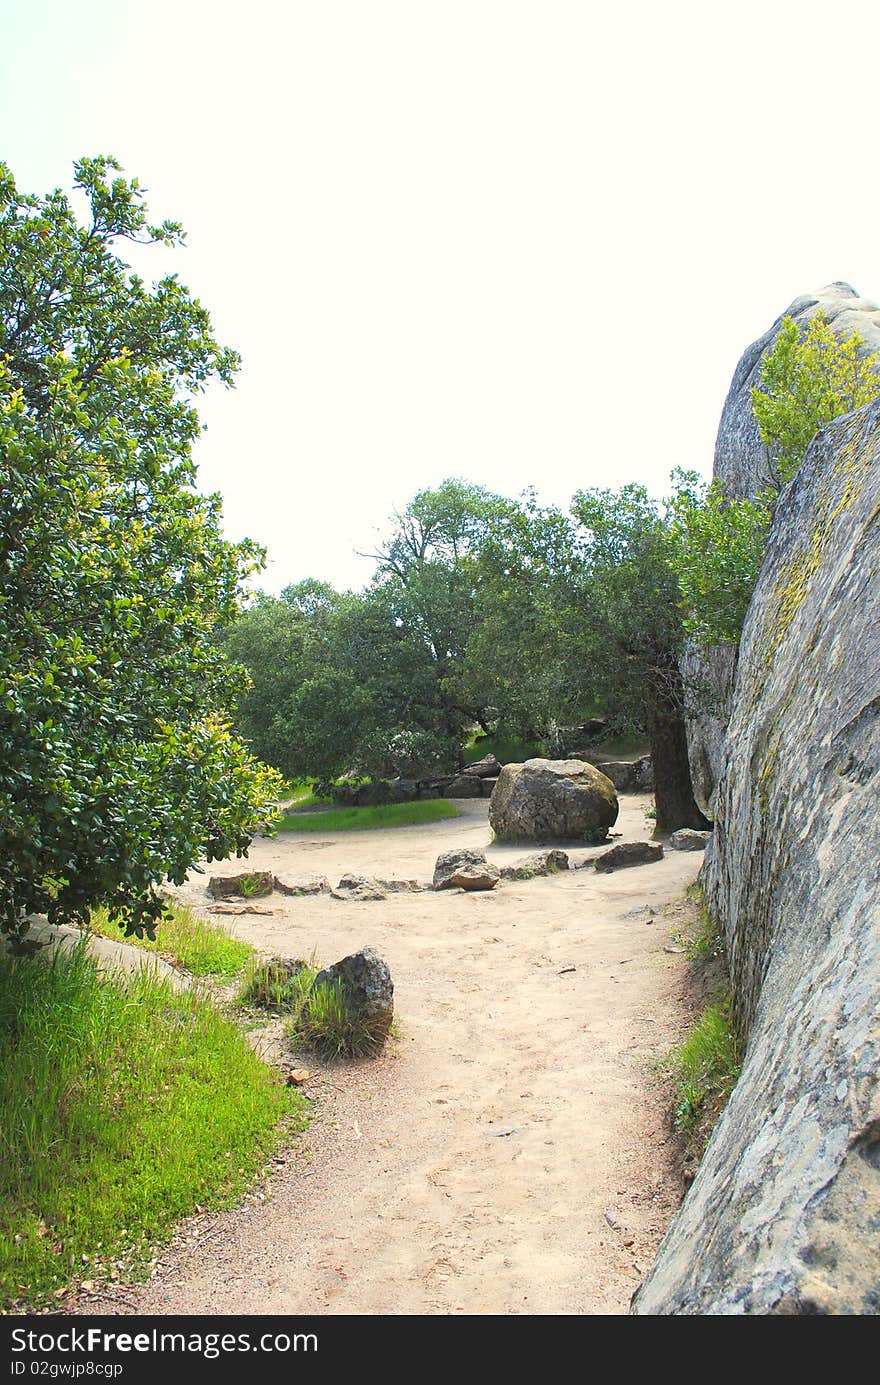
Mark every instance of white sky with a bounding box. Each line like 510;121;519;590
3;1;880;591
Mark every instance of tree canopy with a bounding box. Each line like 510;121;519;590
672;313;880;648
0;156;280;947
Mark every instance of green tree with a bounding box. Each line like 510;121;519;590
365;478;519;741
452;490;587;740
567;485;709;831
673;312;880;648
0;156;280;948
752;310;880;490
222;582;454;784
668;471;771;647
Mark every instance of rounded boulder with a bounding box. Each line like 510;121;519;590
489;758;618;843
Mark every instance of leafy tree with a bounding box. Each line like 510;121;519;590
451;490;587;739
0;157;280;948
567;485;709;831
364;478;519;739
668;471;771;647
222;582;454;784
752;310;880;490
673;313;880;648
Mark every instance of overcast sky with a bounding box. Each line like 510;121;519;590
4;1;879;592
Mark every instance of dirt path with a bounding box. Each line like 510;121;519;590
85;796;702;1316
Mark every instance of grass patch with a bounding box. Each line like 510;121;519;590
0;943;304;1309
90;902;254;978
463;732;544;765
660;882;740;1166
280;961;390;1059
276;799;461;833
592;731;651;757
666;995;741;1156
238;955;312;1012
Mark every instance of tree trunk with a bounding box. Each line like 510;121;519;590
645;660;712;832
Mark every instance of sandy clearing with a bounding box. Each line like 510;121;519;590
83;795;702;1316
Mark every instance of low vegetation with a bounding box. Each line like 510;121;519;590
288;974;390;1059
462;731;544;765
0;943;303;1310
238;958;391;1058
239;955;312;1011
90;902;254;978
276;799;461;833
668;995;740;1154
664;887;741;1163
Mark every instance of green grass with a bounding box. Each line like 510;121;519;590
281;962;391;1058
463;732;544;766
276;799;461;833
666;995;741;1154
0;943;304;1309
90;902;254;978
592;731;650;757
238;955;313;1012
285;790;325;810
679;889;724;963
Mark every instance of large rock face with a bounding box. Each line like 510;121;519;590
686;283;880;817
489;759;618;843
635;399;880;1315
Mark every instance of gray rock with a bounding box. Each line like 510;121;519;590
312;946;394;1043
445;775;484;798
207;870;274;900
354;780;394;807
273;874;331;896
480;776;498;798
668;829;711;852
375;878;426;894
489;759;619;843
635;397;880;1316
462;753;502;779
330;872;386;902
594;841;663;873
501;849;570;881
684;284;880;818
388;777;418;802
682;640;737;819
633;754;654;791
433;848;500;892
594;757;654;794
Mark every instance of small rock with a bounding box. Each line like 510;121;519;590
445;775;484;798
501;849;570;881
286;1068;311;1086
462;753;502;779
595;842;664;873
312;946;394;1046
433;849;500;892
669;828;712;851
207;870;275;900
331;873;387;901
274;875;330;896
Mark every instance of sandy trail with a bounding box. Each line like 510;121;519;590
87;796;701;1316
